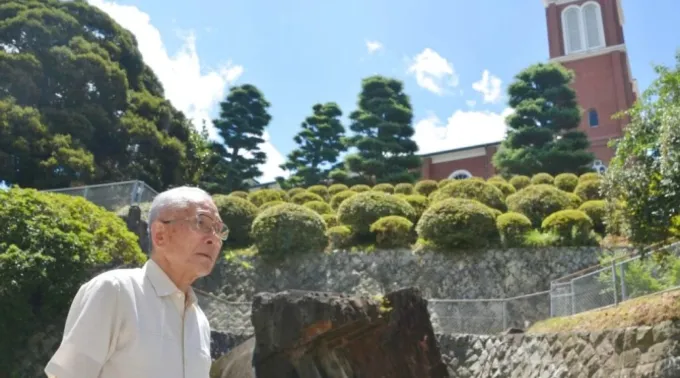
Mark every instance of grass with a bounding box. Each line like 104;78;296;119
528;289;680;334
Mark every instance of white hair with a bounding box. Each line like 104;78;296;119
148;186;213;227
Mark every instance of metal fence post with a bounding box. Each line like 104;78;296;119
570;279;576;315
620;261;627;301
130;180;140;206
502;299;507;330
611;261;619;306
549;282;554;317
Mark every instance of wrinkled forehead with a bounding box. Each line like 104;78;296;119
160;199;219;220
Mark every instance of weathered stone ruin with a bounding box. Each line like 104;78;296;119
211;287;450;378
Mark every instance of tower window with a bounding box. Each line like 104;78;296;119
449;169;472;180
588;109;599;127
561;2;606;55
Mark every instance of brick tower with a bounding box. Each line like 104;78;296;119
543;0;638;172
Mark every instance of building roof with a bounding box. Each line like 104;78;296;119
417;141;502;158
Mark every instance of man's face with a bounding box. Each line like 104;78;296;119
156;199;224;279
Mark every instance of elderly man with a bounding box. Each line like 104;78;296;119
44;186;227;378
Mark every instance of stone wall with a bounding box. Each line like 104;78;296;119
210;321;680;377
197;247;610;334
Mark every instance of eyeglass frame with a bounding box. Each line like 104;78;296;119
159;212;229;241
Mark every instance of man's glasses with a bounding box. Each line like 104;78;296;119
160;213;229;241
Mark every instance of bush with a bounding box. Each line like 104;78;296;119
287;187;306;197
566;193;583;209
330;190;357;210
394;183;414;195
212;195;259;247
574;179;603;201
489;181;516;198
506;184;572;226
337;191;416;238
531;173;554;185
487;175;506;183
291;191;325;205
430;180;507;211
307;185;329;200
497;212;533;248
0;188;145;372
228;191;249;199
541;209;594;245
260;200;286;210
438;178;454;188
554;173;579;192
396;194;429;221
304;200;333;215
416;198;498;250
327;225;353;249
322;214;339;228
251;203;327;259
415;180;439;196
248;189;285;207
370;216;413;249
350;184;371;192
579;200;606;234
328;183;349;196
509;175;531;190
579;172;601;183
372;183;395;194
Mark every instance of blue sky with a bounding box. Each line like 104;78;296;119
89;0;680;182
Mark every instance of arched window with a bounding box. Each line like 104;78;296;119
588;109;599;127
449;169;472;180
582;2;605;49
593;160;607;174
561;2;605;55
562;6;584;54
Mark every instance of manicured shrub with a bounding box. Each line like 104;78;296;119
370;216;413;249
330;190;357;210
322;214;339;228
489;181;516;198
228;191;249;199
304;200;333;215
487;175;506;183
291;191;325;205
554;173;579;192
531;173;554;185
541;209;594;245
337;191;416;238
287;187;306;197
574;179;603;201
372;183;395;194
396;194;429;221
0;188;145;372
350;184;371;192
579;200;606;234
566;193;583;209
430;179;507;212
416;198;498;250
496;212;533;248
259;200;286;210
275;189;290;202
248;189;285;207
394;183;414;195
327;225;353;249
438;178;454;188
509;175;531;190
328;183;349;196
506;184;572;226
251;203;327;259
415;180;439;196
307;185;329;200
213;194;259;247
579;172;601;183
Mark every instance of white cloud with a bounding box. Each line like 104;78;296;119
472;70;503;104
365;40;383;54
466;100;477;108
88;0;287;183
413;108;514;155
407;48;459;95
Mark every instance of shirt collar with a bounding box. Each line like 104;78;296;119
144;259;198;305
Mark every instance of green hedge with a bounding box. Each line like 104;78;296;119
506;184;572;227
337;191;416;238
370;215;413;249
251;203;327;259
212;195;259;247
430;179;507;212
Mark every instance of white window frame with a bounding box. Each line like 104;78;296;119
449;169;473;180
561;1;606;55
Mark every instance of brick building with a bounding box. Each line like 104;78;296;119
420;0;639;181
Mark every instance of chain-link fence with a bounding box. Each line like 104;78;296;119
550;242;680;318
42;180;158;212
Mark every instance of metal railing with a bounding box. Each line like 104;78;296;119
42;180;158;212
550;242;680;318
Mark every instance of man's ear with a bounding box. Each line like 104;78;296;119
150;221;167;248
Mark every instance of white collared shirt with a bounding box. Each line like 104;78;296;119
44;260;212;378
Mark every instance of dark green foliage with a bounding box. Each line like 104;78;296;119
251;203;327;259
291;191;325;205
541;209;595;246
492;63;594;176
202;84;272;192
531;173;554;185
370;216;413;249
279;103;347;186
0;0;211;190
414;180;438;196
372;183;394;194
0;188;145;375
509;175;531;190
337;191;416;238
554;173;579;192
212;195;259;247
430;180;507;212
394;183;414;195
506;184;572;226
579;200;606;234
343;75;421;183
303;200;333;215
574;179;603;201
496;212;533;248
248;189;285;207
416;198;498;250
330;190;357;210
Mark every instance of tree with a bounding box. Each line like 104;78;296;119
492;62;594;176
202;84;272;193
343;75;421;184
279;102;347;187
603;51;680;247
0;0;207;190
